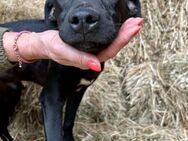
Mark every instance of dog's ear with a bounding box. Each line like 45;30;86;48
126;0;141;17
117;0;141;23
44;0;56;22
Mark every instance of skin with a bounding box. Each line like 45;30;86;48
3;17;143;71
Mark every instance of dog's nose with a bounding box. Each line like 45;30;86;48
69;9;100;34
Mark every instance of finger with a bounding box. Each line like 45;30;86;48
53;43;101;72
119;17;143;32
97;23;142;62
124;17;144;28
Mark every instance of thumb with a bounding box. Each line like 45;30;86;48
77;51;102;72
59;45;102;72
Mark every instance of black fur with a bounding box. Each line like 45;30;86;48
0;81;23;141
0;0;141;141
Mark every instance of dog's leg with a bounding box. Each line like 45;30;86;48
63;88;86;141
39;62;65;141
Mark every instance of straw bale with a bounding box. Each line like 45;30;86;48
0;0;188;140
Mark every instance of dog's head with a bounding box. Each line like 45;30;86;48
45;0;141;53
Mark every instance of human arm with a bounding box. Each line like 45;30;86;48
0;17;143;72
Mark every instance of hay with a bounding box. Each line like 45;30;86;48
0;0;188;140
0;0;44;22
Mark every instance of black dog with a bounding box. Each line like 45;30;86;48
0;81;23;141
0;0;141;141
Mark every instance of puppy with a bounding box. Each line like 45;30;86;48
0;0;141;141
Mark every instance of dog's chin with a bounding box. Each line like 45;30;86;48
70;42;108;54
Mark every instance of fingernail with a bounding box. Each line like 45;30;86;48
86;60;101;72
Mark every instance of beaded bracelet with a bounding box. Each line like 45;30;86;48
13;31;34;68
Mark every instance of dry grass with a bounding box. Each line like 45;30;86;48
0;0;188;141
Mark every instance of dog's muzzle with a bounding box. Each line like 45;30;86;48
68;8;100;34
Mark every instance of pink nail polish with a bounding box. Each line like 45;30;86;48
86;60;101;72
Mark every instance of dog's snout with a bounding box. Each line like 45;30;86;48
69;9;100;34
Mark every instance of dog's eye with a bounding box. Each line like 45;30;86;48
126;0;141;17
54;0;65;15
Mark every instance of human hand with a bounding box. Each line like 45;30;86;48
36;17;143;71
3;17;143;72
33;30;101;71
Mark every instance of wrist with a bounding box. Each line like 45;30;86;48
3;32;18;62
3;31;47;62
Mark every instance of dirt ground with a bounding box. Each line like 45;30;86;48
0;0;188;141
